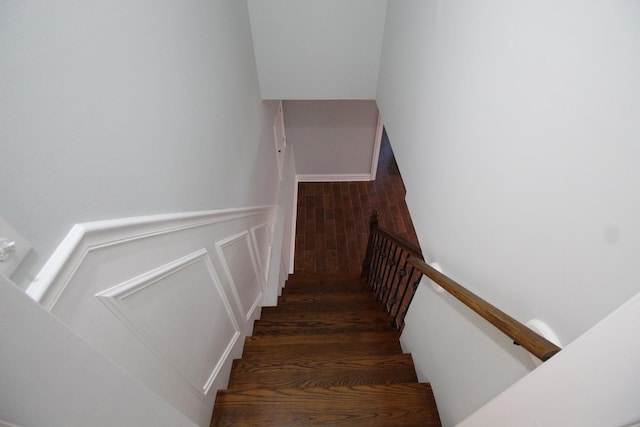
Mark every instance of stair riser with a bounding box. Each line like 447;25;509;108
212;383;441;427
283;273;364;285
265;300;382;314
278;292;375;301
228;356;418;390
283;286;369;294
259;310;389;322
252;321;393;336
242;341;403;361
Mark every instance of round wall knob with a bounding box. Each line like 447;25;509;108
0;239;16;262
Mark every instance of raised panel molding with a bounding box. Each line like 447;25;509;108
216;231;263;323
250;221;272;283
96;249;240;399
26;206;275;309
22;206;276;425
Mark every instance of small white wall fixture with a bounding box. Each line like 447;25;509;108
0;217;32;277
25;206;275;427
273;100;287;179
428;262;445;293
525;319;562;368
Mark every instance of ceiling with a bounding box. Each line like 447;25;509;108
247;0;388;100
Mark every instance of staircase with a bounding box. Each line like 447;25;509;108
211;272;442;426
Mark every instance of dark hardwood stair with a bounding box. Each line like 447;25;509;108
241;331;404;361
211;273;441;426
253;310;395;336
228;354;419;390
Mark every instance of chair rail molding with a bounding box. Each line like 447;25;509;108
26;206;275;309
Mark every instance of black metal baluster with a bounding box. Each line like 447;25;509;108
368;234;379;290
393;267;422;330
392;266;419;325
385;255;408;315
389;263;414;320
383;247;404;307
361;211;379;279
367;232;381;288
378;243;398;302
398;275;423;332
372;238;390;294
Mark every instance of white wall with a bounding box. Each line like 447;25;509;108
0;274;196;427
458;291;640;427
377;1;640;425
0;0;280;288
247;0;388;99
284;100;379;179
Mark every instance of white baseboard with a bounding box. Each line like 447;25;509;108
289;175;299;274
296;173;373;182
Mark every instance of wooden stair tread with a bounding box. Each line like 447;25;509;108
211;383;441;427
285;272;364;284
283;274;368;294
276;292;377;305
268;294;382;313
228;354;418;390
211;273;441;426
242;331;402;360
253;312;394;336
260;309;388;321
283;284;369;294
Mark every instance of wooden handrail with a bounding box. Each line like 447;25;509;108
362;210;423;279
375;226;423;259
407;256;561;361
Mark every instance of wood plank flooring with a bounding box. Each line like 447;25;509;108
294;130;419;274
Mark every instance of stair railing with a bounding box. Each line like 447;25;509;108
362;210;424;330
361;211;561;362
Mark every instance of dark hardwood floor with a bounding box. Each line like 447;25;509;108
294;131;420;274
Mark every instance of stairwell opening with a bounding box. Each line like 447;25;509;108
293;129;420;274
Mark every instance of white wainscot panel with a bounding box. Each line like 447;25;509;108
251;222;272;283
216;231;263;323
96;249;240;398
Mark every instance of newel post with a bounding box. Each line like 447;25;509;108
361;210;379;278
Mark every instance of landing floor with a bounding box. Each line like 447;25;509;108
294;131;419;273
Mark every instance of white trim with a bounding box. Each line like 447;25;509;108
274;100;286;180
297;173;372;182
26;206;275;309
289;175;299;274
370;112;384;181
96;249;241;399
249;221;271;286
215;231;264;323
